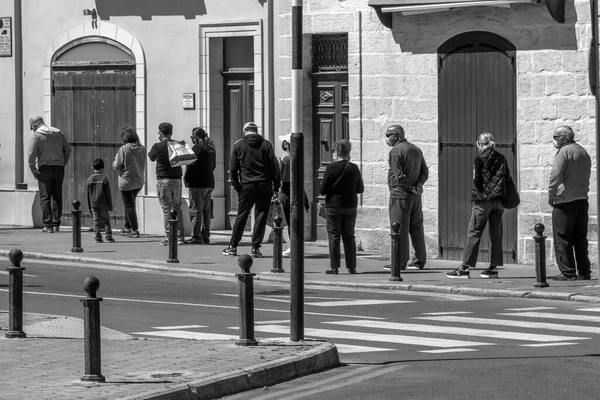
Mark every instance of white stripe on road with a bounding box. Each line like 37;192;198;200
576;308;600;312
504;307;556;311
421;311;473;315
335;344;394;353
325;320;588;342
152;325;207;330
520;342;578;347
417;316;600;334
499;312;600;323
419;348;478;354
249;325;494;348
305;300;413;307
0;271;37;277
132;330;238;340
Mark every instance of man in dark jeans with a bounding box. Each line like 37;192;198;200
27;116;71;233
223;122;280;258
548;125;592;281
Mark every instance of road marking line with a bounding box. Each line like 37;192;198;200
499;312;600;323
421;311;473;315
325;320;588;342
419;348;478;354
520;342;578;347
256;320;290;325
417;316;600;334
504;307;556;311
0;271;37;277
575;308;600;312
306;300;413;307
132;330;238;340
248;325;494;348
335;344;394;353
152;325;207;330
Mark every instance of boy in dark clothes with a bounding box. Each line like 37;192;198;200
87;158;114;243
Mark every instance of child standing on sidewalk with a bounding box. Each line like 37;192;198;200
87;158;115;243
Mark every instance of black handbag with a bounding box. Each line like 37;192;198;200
502;168;520;209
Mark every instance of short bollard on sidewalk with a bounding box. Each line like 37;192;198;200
167;208;179;263
81;276;105;382
533;223;549;288
271;215;285;273
6;249;26;338
236;254;257;346
389;222;403;282
71;200;83;253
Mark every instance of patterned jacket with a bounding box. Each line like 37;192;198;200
469;147;507;202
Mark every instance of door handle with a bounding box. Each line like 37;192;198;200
321;139;329;153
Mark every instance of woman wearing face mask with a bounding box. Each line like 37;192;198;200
447;132;509;280
319;140;364;275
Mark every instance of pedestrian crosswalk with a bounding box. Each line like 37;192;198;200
131;303;600;356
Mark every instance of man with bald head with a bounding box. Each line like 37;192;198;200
548;125;592;281
385;125;429;272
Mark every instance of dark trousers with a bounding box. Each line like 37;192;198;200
91;206;112;239
230;182;272;248
462;199;504;268
389;194;426;269
121;188;141;231
37;166;64;228
325;206;358;270
189;187;213;241
552;199;590;277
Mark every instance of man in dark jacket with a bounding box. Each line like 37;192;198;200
223;122;281;258
184;127;216;244
385;125;429;272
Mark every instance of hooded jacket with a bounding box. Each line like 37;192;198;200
469;147;507;202
184;138;216;189
229;133;280;192
113;143;147;191
27;125;71;174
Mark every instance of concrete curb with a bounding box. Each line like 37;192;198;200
118;342;339;400
3;250;600;304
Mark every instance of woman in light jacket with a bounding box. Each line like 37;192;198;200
319;140;364;275
113;127;147;238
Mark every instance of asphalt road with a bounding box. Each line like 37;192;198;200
2;260;600;399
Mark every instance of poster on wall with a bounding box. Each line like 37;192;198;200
0;17;12;57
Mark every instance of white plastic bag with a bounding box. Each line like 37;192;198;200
168;140;196;167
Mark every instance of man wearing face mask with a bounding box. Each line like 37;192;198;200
548;125;592;281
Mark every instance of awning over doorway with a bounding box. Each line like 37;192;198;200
368;0;565;27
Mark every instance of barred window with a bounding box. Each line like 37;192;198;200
312;34;348;73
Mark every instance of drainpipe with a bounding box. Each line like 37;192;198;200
14;0;25;189
591;0;600;284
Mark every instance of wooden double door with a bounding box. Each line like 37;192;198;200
52;67;136;228
438;32;518;264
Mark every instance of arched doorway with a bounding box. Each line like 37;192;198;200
51;37;136;229
438;32;518;264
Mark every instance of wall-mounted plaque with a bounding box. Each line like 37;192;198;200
183;93;195;110
0;17;12;57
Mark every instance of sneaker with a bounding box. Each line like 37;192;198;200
178;238;186;245
251;248;263;258
119;228;132;236
480;267;499;279
447;267;470;279
407;262;425;270
348;268;357;274
325;268;339;275
577;273;591;281
127;231;140;238
282;248;291;258
550;273;576;281
383;264;391;271
185;238;202;244
95;237;104;243
41;227;54;233
222;246;237;256
160;239;169;246
105;237;116;243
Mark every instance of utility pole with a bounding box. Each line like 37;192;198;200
591;0;600;284
290;0;304;342
15;0;24;188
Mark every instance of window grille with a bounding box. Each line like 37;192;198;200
312;34;348;73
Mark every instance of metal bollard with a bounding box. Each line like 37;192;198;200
71;200;83;253
389;222;403;282
167;208;179;263
236;254;257;346
6;249;26;338
80;276;105;382
271;216;285;273
533;223;549;288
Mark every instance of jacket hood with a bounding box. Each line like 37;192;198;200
125;142;146;155
35;125;61;135
244;133;264;148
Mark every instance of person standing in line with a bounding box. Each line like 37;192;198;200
278;133;310;257
385;125;428;272
113;126;147;238
148;122;186;246
319;140;364;275
447;132;507;279
223;122;281;258
87;158;114;243
27;116;71;233
548;125;592;281
184;127;216;244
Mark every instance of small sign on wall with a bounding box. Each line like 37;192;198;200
183;93;195;110
0;17;12;57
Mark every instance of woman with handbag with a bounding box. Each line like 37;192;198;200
319;140;364;275
447;132;511;279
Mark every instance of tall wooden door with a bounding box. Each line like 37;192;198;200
312;72;349;239
223;71;254;229
438;32;518;264
52;67;135;229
